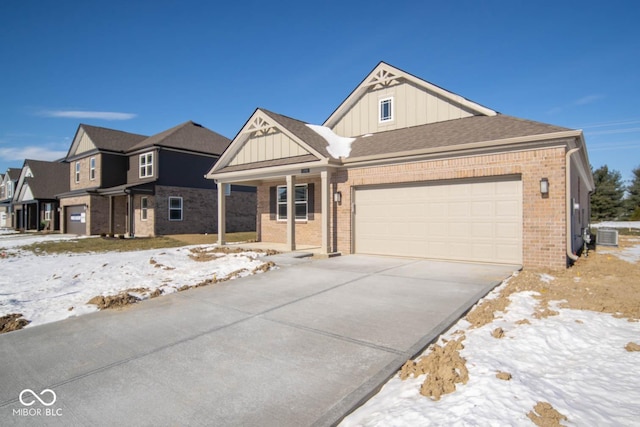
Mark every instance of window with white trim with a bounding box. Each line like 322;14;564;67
224;184;231;196
90;157;96;180
277;184;308;221
379;97;393;123
139;152;153;178
168;197;183;221
44;203;52;221
75;162;80;183
6;181;12;198
141;197;148;221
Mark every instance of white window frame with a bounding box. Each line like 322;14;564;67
168;196;183;221
90;157;96;180
141;196;148;221
6;181;12;198
224;184;231;197
379;96;394;123
139;152;154;178
44;203;52;221
277;184;308;221
75;162;80;183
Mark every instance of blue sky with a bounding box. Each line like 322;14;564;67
1;1;639;183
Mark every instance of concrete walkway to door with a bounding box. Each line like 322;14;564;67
0;254;518;426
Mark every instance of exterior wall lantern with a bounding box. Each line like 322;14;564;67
540;178;549;196
333;191;342;203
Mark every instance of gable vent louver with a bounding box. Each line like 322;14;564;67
596;229;618;247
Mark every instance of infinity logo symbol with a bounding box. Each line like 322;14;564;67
19;389;57;407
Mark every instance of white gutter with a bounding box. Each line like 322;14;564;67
566;147;580;262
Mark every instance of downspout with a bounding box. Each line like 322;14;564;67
566;148;580;262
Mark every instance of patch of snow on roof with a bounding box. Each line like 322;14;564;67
306;124;355;159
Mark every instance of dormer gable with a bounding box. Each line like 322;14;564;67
324;62;497;137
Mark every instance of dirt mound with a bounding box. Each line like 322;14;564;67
400;336;468;401
625;342;640;352
0;313;30;334
87;292;141;309
188;246;279;262
466;235;640;328
527;401;568;426
178;261;276;292
400;235;640;405
496;371;512;381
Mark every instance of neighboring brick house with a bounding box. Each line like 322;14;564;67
207;62;594;269
0;168;22;228
12;160;70;231
58;121;256;236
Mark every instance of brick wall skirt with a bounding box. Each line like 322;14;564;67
257;178;322;246
257;146;569;269
153;185;256;236
59;195;110;235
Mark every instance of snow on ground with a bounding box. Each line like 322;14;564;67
591;221;640;230
341;281;640;426
0;234;273;328
598;241;640;263
0;232;86;248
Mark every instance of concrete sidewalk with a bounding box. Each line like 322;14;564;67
0;255;518;426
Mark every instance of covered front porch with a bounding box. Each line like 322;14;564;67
215;167;338;256
97;182;154;237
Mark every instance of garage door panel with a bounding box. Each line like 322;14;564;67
355;179;522;264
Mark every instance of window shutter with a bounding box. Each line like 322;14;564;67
269;186;277;220
307;183;314;220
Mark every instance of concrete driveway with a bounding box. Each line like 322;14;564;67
0;254;518;426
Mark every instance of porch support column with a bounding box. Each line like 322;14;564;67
321;170;330;255
108;196;114;234
217;182;226;246
286;174;296;251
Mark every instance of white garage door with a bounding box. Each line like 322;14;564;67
354;178;522;264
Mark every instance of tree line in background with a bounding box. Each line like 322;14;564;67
591;165;640;222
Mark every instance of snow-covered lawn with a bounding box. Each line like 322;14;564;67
0;234;274;328
341;242;640;426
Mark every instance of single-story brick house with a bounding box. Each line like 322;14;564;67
207;62;593;269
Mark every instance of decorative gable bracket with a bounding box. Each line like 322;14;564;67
242;116;279;137
365;66;401;89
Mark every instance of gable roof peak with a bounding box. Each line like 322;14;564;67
323;61;497;129
128;120;231;155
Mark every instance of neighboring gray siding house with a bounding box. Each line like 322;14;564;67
58;121;255;236
0;168;22;228
12;160;70;231
207;62;594;269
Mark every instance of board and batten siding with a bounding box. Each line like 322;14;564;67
74;130;97;155
229;130;311;166
331;80;476;137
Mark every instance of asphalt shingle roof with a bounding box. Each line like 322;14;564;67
23;160;69;199
128;121;230;155
347;114;572;158
80;124;148;153
6;168;22;180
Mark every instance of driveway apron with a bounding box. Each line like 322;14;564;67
0;255;518;426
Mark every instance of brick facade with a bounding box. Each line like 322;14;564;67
257;146;570;269
257;178;322;246
70;155;101;191
59;194;110;235
153;185;256;236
